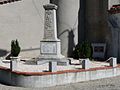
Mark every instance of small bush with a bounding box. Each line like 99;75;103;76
73;41;93;59
11;39;21;57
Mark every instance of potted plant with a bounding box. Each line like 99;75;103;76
10;39;21;61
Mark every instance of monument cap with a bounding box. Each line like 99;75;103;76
43;4;57;10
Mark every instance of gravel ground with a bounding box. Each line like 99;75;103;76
1;76;120;90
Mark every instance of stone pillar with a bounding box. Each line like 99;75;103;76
49;62;57;72
10;60;17;71
0;59;2;65
110;57;117;67
50;0;79;57
82;59;90;69
37;4;68;65
43;4;58;41
10;57;20;71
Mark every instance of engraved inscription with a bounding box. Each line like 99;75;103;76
41;43;57;54
44;10;53;31
45;30;54;39
94;46;104;52
44;10;54;39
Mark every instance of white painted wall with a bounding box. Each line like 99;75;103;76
0;0;49;58
51;0;79;57
108;0;120;9
0;0;119;59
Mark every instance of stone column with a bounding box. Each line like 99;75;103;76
10;57;20;71
110;57;117;67
50;0;79;57
0;59;2;65
82;59;90;69
10;60;17;71
43;4;58;41
49;62;57;72
37;4;68;65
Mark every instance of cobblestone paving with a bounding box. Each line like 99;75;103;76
1;76;120;90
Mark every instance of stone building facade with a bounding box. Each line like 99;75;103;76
0;0;120;59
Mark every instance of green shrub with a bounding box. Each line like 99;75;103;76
11;39;21;57
73;41;93;59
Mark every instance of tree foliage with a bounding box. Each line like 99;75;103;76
73;41;93;59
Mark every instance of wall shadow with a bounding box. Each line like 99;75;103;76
68;30;75;57
6;47;40;60
58;29;75;57
0;49;9;57
78;0;86;43
21;48;40;52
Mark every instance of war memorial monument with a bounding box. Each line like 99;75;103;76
0;0;119;88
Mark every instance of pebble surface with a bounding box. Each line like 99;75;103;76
0;76;120;90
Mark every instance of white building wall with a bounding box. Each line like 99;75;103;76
0;0;49;58
108;0;120;9
51;0;79;57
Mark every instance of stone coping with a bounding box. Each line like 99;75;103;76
0;65;119;76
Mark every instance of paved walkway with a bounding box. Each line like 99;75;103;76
0;76;120;90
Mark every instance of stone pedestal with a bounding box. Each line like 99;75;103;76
0;59;2;65
82;59;90;69
10;60;17;71
10;56;20;71
37;4;68;65
110;57;117;67
49;62;57;72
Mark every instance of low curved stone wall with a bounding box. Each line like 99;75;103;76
0;65;120;88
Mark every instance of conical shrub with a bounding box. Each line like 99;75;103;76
11;39;21;57
73;41;93;59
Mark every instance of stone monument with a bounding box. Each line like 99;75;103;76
37;4;68;65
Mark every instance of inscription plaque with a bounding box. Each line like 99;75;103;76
94;46;104;52
92;43;106;59
45;30;54;39
41;42;57;54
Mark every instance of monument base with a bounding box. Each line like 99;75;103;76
37;39;69;65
